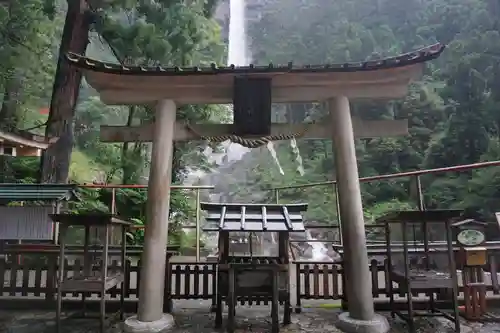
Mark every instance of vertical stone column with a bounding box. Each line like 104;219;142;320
329;97;389;333
124;100;176;333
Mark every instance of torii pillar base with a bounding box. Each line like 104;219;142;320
124;314;175;333
337;313;390;333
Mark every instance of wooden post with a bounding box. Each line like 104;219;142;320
329;97;374;320
136;100;176;323
195;189;201;262
330;97;389;333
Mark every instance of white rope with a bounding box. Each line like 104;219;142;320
185;123;309;148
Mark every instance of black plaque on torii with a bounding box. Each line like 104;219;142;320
232;76;272;137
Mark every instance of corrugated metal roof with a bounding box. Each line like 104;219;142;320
0;184;79;202
0;206;54;240
66;43;445;76
201;202;307;232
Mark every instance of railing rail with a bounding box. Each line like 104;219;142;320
272;160;500;247
271;160;500;190
76;184;214;262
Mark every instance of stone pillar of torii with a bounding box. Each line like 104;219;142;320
66;43;445;333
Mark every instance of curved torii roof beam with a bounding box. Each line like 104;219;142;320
66;43;445;105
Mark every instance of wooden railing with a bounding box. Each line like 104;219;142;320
169;262;217;301
79;184;214;262
272;160;500;246
3;245;500;312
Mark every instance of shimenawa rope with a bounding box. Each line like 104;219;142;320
185;123;309;148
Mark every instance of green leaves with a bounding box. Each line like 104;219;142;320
42;0;56;19
217;0;500;225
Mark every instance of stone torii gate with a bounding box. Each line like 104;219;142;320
66;43;444;333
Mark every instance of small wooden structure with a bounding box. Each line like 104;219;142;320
0;184;78;244
202;202;307;333
452;218;490;321
0;129;57;157
50;213;133;333
378;210;463;333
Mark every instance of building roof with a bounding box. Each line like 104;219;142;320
0;129;57;149
67;43;445;104
0;184;79;202
0;129;58;156
201;202;308;232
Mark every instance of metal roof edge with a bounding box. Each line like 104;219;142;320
66;43;445;76
200;202;309;211
0;183;80;202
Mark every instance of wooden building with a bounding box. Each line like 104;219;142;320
0;129;57;157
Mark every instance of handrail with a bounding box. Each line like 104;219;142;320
79;184;214;190
272;160;500;249
0;245;180;255
271;160;500;190
75;184;214;262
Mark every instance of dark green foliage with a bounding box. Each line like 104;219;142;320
210;0;500;226
0;0;224;248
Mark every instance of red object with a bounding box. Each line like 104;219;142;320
39;107;50;115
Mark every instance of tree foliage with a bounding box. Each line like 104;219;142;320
0;0;226;248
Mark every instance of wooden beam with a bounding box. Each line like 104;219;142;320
100;119;408;143
0;129;56;149
15;146;42;157
97;83;410;105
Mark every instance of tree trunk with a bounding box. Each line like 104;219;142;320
0;71;22;182
0;70;22;131
40;0;90;183
121;106;136;184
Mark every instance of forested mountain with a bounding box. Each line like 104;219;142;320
1;0;500;247
208;0;500;225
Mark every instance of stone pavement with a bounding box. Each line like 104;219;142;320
0;306;500;333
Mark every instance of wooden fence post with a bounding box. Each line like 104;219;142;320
45;254;58;303
341;265;348;311
163;253;173;313
210;263;217;312
295;263;302;313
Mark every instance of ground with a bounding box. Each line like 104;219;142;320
1;301;500;333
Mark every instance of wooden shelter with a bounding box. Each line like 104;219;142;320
202;202;307;333
378;210;463;333
66;43;445;333
50;213;133;333
0;129;57;157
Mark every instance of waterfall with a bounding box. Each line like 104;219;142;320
222;0;250;162
290;138;304;176
225;0;285;174
228;0;250;65
305;230;331;261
